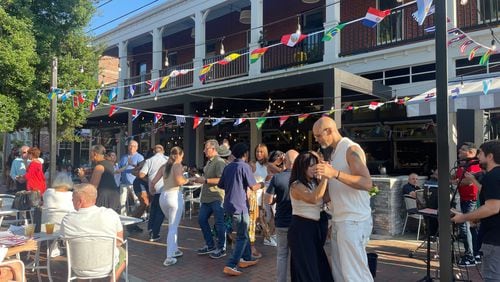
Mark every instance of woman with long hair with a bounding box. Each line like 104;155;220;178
150;146;189;266
288;151;333;282
24;147;47;196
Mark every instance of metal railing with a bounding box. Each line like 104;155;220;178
261;31;324;73
159;61;194;91
458;0;500;31
124;72;151;99
202;47;249;83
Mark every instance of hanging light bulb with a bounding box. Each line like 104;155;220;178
154;95;158;101
80;66;84;73
491;39;497;51
296;16;301;35
164;50;169;67
460;0;468;5
118;64;121;72
220;37;225;55
210;98;214;110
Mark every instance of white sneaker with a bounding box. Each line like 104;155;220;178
163;257;177;266
173;250;183;258
50;247;61;258
263;238;277;247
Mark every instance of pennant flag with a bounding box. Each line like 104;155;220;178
424;92;435;102
218;53;241;65
199;65;212;82
447;34;467;46
368;102;384;110
250;47;269;64
131;109;141;121
483;79;492;95
424;26;435;33
414;0;433;26
480;49;494;66
322;23;346;41
451;87;460;99
460;40;474;54
147;79;160;94
397;97;409;105
160;76;170;89
256;117;267;129
94;89;103;106
89;101;96;112
47;90;56;100
176;116;186;125
61;92;69;102
469;46;481;61
362;7;391;28
280;33;307;47
154;113;162;124
170;70;180;77
128;85;136;98
413;4;435;22
73;95;80;108
298;114;310;124
78;93;85;104
448;27;459;34
179;69;190;75
345;105;354;111
212;118;223;126
233;118;246;126
279;116;289;127
108;87;118;102
108;105;120;117
193;116;204;129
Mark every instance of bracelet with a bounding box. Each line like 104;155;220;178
336;170;341;180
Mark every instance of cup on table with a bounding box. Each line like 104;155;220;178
25;224;35;237
45;223;55;234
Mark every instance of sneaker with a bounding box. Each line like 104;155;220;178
475;255;482;264
458;256;476;267
238;258;259;268
163;257;177;266
223;266;242;276
197;245;216;255
173;250;183;258
209;249;226;259
50;247;61;258
149;234;161;242
127;225;143;233
263;237;277;247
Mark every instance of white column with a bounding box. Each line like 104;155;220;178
118;40;129;102
323;0;340;62
151;27;164;80
248;0;263;77
447;0;458;169
192;10;210;88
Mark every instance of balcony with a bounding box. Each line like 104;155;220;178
124;72;151;99
202;47;249;83
159;61;194;92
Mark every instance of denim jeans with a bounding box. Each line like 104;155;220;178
226;212;252;268
276;227;289;282
198;201;226;250
148;193;165;237
459;200;478;257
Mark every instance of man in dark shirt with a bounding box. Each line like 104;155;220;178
452;140;500;280
218;143;262;276
402;173;420;198
265;150;298;282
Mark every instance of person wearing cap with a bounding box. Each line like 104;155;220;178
192;140;228;259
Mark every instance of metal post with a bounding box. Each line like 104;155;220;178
435;1;453;281
49;57;58;185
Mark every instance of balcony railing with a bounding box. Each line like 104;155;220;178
202;47;249;83
159;61;194;92
458;0;500;31
261;31;324;73
124;72;151;99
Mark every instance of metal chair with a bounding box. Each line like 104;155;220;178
402;195;424;240
183;185;202;219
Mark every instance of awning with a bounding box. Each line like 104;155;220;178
406;78;500;117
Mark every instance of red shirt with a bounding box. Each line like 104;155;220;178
455;161;481;201
25;160;46;195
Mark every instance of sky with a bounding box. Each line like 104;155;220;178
88;0;168;35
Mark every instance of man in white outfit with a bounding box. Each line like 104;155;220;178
314;116;374;282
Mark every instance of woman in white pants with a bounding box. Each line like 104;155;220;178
150;146;188;266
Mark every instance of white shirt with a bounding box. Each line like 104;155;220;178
140;153;168;194
42;188;75;229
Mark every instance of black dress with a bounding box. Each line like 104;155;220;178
95;160;121;213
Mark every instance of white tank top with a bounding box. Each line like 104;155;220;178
328;137;371;222
291;181;323;221
254;162;268;183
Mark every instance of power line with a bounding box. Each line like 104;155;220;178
97;0;113;8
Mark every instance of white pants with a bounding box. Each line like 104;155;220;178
159;189;184;258
119;184;132;215
331;219;373;282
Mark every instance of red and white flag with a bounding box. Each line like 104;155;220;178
193;116;204;129
279;116;289;127
108;105;120;117
368;101;384;110
281;33;307;47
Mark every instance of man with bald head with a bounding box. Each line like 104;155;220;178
265;149;298;282
118;140;144;215
313;116;374;282
61;184;126;279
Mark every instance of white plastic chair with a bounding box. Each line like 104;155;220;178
402;195;423;240
0;259;26;282
63;235;128;281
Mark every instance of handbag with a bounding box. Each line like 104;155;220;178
11;191;41;210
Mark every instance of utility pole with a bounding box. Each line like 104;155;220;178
49;57;57;185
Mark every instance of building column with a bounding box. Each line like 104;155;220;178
323;0;340;62
248;0;263;77
183;102;197;167
249;119;261;162
447;0;458;168
118;40;129;102
152;27;165;81
325;69;342;127
195;125;205;168
192;10;210;88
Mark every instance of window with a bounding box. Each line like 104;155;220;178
361;63;436;86
456;53;500;76
479;0;500;23
377;0;403;44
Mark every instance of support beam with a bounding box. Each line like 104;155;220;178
151;27;165;81
323;0;340;62
249;0;264;77
192;10;210;88
118;40;129;102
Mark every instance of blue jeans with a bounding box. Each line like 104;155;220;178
276;227;289;282
226;212;252;268
148;193;165;237
459;200;478;257
198;201;226;250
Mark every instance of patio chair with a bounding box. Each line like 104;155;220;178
0;259;26;282
402;195;423;240
63;235;128;281
0;194;30;227
183;185;202;219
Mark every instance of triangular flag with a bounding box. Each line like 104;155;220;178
147;79;160;94
483;79;492;95
128;85;136;98
322;23;346;41
424;26;435;33
60;92;69;102
218;53;241;65
154;113;162;124
234;118;246;126
193;116;204;129
479;49;494;66
451;87;460;99
468;46;481;61
108;87;118;102
412;4;435;22
78;93;85;104
94;89;103;106
199;65;212;82
256;117;267;129
212;118;223;126
108;105;119;117
424;92;435;102
89;101;96;112
160;76;170;89
368;102;384;110
131;109;141;121
170;70;180;77
414;0;433;26
279;116;289;127
281;33;307;47
345;105;354;111
48;90;56;100
73;95;80;108
447;34;467;46
298;114;310;124
460;40;474;54
176;116;186;125
250;47;269;64
362;7;391;28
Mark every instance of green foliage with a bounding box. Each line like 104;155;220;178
0;94;19;132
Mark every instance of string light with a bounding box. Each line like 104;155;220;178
491;39;497;51
118;64;121;72
296;16;301;35
460;0;468;5
164;50;169;67
220;37;225;55
209;98;214;110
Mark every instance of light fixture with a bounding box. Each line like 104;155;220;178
239;10;251;24
492;39;497;51
209;98;214;109
118;64;121;72
190;28;195;38
220;37;225;55
301;0;320;3
164;50;169;67
460;0;468;5
296;16;302;35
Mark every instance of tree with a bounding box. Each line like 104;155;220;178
0;94;19;132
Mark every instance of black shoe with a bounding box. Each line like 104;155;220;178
149;234;161;242
458;256;476;267
197;245;216;255
475;255;482;264
127;225;143;233
209;249;226;259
